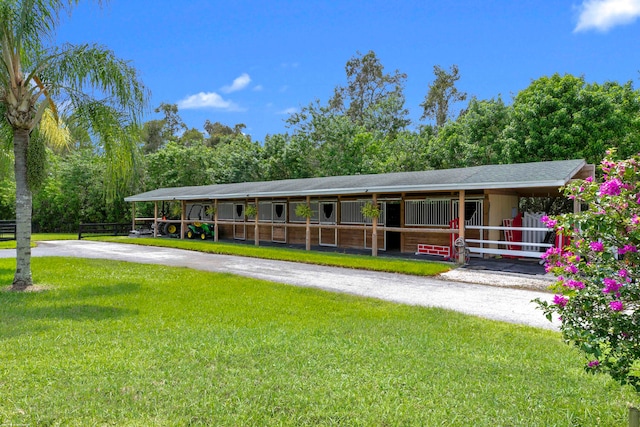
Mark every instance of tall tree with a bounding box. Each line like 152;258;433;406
0;0;146;290
420;64;467;129
203;120;247;147
328;50;410;135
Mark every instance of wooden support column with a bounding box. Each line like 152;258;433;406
180;200;186;240
458;190;466;264
573;198;581;214
400;193;406;253
131;202;136;232
305;196;311;251
214;199;219;242
153;202;158;238
371;193;378;257
254;198;259;246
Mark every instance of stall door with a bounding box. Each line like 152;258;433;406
319;201;337;247
233;203;246;240
272;202;287;243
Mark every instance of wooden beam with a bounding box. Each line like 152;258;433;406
458;190;466;264
180;201;186;240
305;196;311;251
131;202;136;233
371;193;378;257
214;199;219;242
254;198;259;246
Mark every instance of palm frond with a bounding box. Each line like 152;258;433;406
39;106;70;150
41;43;149;122
70;100;142;201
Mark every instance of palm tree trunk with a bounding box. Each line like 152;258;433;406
12;128;32;290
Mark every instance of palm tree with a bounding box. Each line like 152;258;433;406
0;0;147;290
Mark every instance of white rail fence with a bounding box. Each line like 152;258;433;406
465;224;554;259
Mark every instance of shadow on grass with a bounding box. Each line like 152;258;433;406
23;303;139;321
66;281;142;300
0;282;140;341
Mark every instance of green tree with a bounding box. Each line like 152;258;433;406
428;96;511;169
210;135;263;183
501;74;640;164
0;0;146;289
420;64;467;130
144;141;215;189
32;149;130;232
204;120;247;147
328;50;409;135
260;133;316;181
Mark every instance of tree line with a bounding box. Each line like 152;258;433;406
2;50;640;231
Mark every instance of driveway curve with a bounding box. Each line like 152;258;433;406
0;240;559;331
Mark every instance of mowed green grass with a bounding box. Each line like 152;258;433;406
0;257;636;426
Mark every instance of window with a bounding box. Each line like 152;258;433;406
217;202;235;220
289;200;319;223
405;199;452;226
340;200;385;225
259;201;272;222
452;199;483;226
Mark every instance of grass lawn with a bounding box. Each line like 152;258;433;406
0;257;636;426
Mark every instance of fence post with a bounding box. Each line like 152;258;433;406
631;407;640;427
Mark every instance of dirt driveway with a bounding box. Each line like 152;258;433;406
0;240;559;330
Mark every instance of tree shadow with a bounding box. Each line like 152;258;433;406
63;281;142;300
0;281;141;342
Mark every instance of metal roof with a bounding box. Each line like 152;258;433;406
125;159;589;202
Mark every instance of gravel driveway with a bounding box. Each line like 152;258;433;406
0;240;559;330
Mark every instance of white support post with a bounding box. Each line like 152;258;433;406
153;202;158;238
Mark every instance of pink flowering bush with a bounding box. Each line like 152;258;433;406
536;151;640;392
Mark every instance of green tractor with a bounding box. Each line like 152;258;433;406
186;222;214;240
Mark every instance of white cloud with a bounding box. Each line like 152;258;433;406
253;84;264;91
277;107;298;115
177;92;243;111
220;73;251;93
575;0;640;32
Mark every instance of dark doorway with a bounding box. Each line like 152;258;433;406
386;202;401;251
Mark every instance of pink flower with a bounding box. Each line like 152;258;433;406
610;300;624;311
589;241;604;252
603;278;622;294
553;294;568;308
618;244;638;255
566;279;585;290
588;360;600;368
585;176;593;183
564;264;579;274
632;215;640;225
540;215;557;228
599;178;623;196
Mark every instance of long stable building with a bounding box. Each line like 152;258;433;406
125;159;594;262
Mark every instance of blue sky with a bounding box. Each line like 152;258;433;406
56;0;640;141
